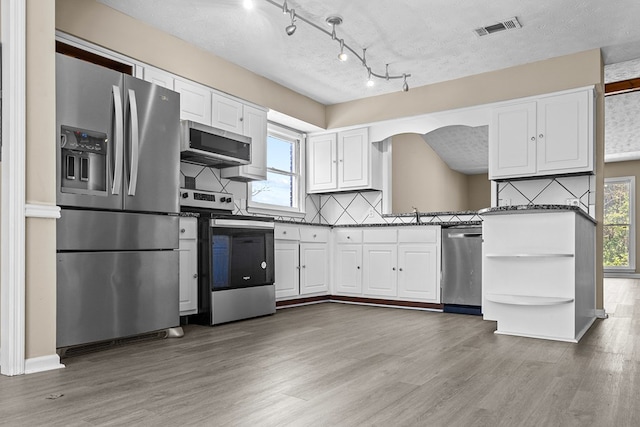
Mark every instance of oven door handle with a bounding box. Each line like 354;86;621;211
211;219;275;229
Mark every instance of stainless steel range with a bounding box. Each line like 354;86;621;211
180;189;276;325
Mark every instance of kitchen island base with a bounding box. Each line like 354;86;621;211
480;206;596;342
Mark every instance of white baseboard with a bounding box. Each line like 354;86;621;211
24;354;65;374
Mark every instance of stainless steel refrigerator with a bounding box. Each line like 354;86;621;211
55;53;180;348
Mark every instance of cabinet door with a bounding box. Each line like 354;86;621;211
221;105;267;181
275;240;299;299
338;128;369;189
307;134;337;192
300;243;328;295
398;245;439;302
536;91;592;175
335;244;362;295
211;93;244;134
174;79;212;125
489;102;537;179
362;244;397;297
143;67;174;89
178;218;198;315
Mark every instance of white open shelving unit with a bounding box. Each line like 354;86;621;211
481;208;596;343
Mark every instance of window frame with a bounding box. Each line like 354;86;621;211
603;176;636;272
248;122;306;217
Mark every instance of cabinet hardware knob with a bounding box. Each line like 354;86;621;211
193;274;198;279
357;266;360;269
347;236;351;239
313;234;317;238
283;231;286;234
339;159;343;162
399;268;403;271
333;160;337;163
180;228;186;233
296;266;300;269
539;133;544;138
392;267;396;271
531;137;535;141
239;117;244;122
302;265;306;268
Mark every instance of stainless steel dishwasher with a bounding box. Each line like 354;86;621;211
441;226;483;315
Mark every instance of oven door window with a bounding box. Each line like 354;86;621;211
211;229;272;290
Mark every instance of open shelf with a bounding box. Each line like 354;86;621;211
485;293;574;306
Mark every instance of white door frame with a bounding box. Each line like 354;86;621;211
1;0;27;376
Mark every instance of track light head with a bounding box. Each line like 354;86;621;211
282;0;288;14
285;9;297;36
366;68;374;87
338;39;348;61
402;74;409;92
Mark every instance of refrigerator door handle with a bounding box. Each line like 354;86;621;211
112;85;124;195
127;89;140;196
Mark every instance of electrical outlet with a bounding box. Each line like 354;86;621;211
368;208;375;218
566;198;580;207
500;198;511;206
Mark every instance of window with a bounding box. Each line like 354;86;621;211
603;176;635;271
248;123;305;215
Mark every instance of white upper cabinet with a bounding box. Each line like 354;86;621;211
174;78;212;126
211;93;244;134
307;127;382;193
221;104;268;181
143;67;175;89
489;89;593;180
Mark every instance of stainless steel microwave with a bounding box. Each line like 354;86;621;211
179;120;251;167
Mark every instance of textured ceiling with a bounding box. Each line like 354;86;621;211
422;126;489;175
98;0;640;105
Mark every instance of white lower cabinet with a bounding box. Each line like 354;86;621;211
275;240;300;299
363;244;398;297
300;243;329;294
333;226;441;304
397;245;439;301
178;217;198;315
274;224;330;300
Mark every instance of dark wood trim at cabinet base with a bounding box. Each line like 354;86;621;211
276;295;443;311
276;296;331;307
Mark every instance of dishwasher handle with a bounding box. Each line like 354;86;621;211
448;233;482;239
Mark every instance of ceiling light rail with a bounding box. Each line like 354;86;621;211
264;0;411;92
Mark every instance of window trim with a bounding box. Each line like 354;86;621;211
248;123;306;217
603;176;636;272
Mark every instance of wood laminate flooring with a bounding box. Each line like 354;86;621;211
1;278;639;426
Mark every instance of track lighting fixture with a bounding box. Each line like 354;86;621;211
261;0;411;93
285;9;296;36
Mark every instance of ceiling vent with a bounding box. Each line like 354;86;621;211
474;17;522;37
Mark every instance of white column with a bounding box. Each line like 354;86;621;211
1;0;27;376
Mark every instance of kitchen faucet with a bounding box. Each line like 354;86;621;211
412;206;421;224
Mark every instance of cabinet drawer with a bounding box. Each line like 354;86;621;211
179;217;198;239
363;228;397;243
398;227;439;243
275;225;300;241
334;229;363;244
300;227;330;243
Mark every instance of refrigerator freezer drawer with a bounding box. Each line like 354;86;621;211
57;250;179;348
57;209;178;251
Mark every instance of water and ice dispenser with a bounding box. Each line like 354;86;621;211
60;125;108;196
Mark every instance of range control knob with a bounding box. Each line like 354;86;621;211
181;192;189;199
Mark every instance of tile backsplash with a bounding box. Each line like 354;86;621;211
497;175;595;216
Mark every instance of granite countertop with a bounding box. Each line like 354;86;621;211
478;205;597;224
383;210;479;218
333;221;481;228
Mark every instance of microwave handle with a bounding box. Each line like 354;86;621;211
127;89;139;196
112;85;124;195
